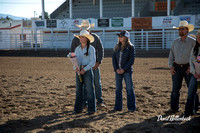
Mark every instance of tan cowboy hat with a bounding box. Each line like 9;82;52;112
74;30;94;43
75;20;95;30
190;29;200;38
173;20;194;32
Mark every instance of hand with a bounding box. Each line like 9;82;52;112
186;67;190;75
170;67;176;75
93;62;100;70
116;69;124;74
194;73;200;79
80;69;86;74
119;69;124;74
75;68;80;73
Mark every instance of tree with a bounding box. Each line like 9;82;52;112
39;12;49;19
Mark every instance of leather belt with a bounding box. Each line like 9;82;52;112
173;62;189;68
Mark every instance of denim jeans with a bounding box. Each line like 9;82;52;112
74;69;96;113
114;72;136;111
171;66;191;111
185;75;200;115
83;67;103;105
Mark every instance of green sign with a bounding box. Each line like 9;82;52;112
112;18;123;27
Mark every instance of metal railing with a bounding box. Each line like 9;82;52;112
0;28;198;51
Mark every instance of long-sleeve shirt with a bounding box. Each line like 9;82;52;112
168;36;196;67
75;45;96;71
190;47;200;75
112;44;135;73
71;32;104;63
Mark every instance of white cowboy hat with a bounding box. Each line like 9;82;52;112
173;20;194;32
75;20;95;30
74;30;94;43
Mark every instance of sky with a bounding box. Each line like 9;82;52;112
0;0;66;18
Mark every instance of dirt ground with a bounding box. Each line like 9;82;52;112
0;57;200;133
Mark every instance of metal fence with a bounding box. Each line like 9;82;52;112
0;28;198;51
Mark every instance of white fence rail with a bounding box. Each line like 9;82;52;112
0;29;198;51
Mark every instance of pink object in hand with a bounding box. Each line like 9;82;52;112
71;53;76;57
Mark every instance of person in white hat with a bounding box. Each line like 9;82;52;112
112;30;136;112
73;30;96;115
184;29;200;117
71;20;106;108
168;20;196;113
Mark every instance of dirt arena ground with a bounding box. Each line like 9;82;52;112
0;56;200;133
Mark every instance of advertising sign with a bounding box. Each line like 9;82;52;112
112;18;123;27
98;19;109;27
34;20;45;28
180;16;191;23
46;20;57;28
132;17;152;30
23;20;32;28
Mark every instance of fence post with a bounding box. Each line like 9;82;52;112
55;32;57;52
15;34;17;49
103;29;105;46
35;29;37;51
141;29;143;49
146;31;148;51
68;28;70;49
162;28;165;49
51;28;53;50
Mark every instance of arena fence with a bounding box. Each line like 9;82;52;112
0;28;198;51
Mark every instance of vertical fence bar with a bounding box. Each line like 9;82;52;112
146;31;148;51
141;29;144;49
103;29;105;46
162;28;165;49
35;29;37;51
68;28;70;50
15;34;17;49
51;28;53;50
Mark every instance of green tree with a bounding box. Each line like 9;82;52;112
39;12;49;19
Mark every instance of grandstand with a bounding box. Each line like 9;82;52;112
50;0;200;19
0;0;200;52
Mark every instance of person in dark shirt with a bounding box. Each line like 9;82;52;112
112;30;136;112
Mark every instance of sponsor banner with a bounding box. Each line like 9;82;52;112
180;16;191;23
179;15;195;26
152;16;178;29
33;20;46;28
111;18;123;27
132;17;152;30
22;20;32;28
98;19;109;27
195;14;200;26
57;19;71;29
46;20;57;28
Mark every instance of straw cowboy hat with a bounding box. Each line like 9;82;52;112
76;20;95;30
173;20;194;32
190;29;200;38
74;30;94;43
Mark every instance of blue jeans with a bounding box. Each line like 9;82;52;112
83;67;103;105
74;69;96;113
114;72;136;111
171;66;191;111
185;75;199;115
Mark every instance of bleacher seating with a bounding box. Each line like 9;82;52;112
50;0;200;19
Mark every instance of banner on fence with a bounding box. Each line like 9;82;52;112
33;20;46;28
132;17;152;30
98;19;109;27
22;20;32;28
46;20;57;28
111;18;123;27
